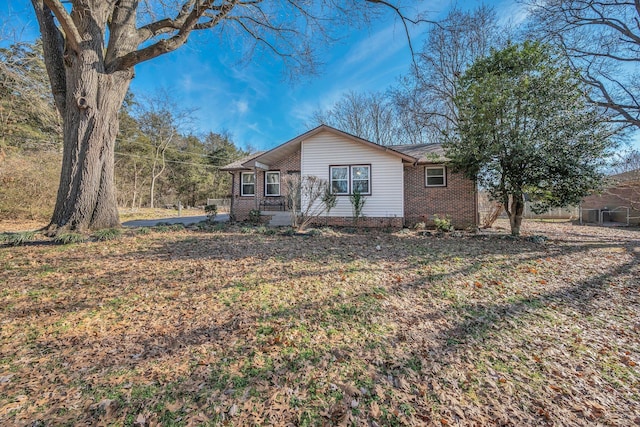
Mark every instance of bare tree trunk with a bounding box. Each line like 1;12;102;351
482;202;503;229
149;147;167;209
46;50;132;234
131;161;138;210
508;195;525;236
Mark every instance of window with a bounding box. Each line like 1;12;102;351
426;166;446;187
330;165;371;195
241;172;255;196
265;171;280;196
330;166;349;195
351;166;370;194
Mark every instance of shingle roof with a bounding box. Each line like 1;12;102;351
609;169;640;184
220;151;265;171
392;143;447;163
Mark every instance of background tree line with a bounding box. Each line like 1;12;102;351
0;38;247;221
2;1;639;226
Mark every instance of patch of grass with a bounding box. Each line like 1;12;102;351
92;228;122;241
0;231;36;246
54;232;86;245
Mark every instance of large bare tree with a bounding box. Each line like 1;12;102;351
30;0;417;233
394;5;505;141
528;0;640;128
311;91;407;145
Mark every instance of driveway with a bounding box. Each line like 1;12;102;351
122;214;229;228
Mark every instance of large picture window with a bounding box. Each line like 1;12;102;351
265;171;280;196
425;166;446;187
330;165;371;195
241;172;255;196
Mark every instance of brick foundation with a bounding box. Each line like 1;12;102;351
308;216;403;228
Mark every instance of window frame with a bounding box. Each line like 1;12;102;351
329;164;372;195
425;166;447;187
264;171;281;197
240;172;256;196
330;166;350;195
350;165;371;195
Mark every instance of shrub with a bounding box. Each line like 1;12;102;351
256;225;276;235
0;231;36;246
205;204;218;222
248;209;262;225
433;214;453;232
280;227;296;236
92;228;122;241
349;189;366;226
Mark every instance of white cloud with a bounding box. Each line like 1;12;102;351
235;100;249;114
496;0;531;27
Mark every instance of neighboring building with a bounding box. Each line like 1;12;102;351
581;169;640;225
221;125;477;228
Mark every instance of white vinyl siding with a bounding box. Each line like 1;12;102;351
241;172;255;196
301;131;404;218
265;171;280;196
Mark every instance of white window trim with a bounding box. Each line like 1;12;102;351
350;165;371;195
330;166;350;195
330;164;372;195
265;171;281;196
241;172;255;196
425;166;446;187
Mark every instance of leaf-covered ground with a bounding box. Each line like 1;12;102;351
1;220;638;426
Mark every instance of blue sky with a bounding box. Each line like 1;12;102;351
4;0;627;153
127;0;529;151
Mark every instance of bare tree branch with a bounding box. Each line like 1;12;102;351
115;0;237;70
30;0;67;115
42;0;82;52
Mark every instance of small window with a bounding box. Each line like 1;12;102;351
265;171;280;196
330;166;349;194
426;166;446;187
351;165;370;194
241;172;255;196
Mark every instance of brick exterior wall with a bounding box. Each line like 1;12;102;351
230;149;301;221
404;165;477;229
581;180;640;224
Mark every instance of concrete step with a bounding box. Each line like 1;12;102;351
263;211;293;227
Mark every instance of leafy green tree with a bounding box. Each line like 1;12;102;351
447;41;615;236
204;131;248;199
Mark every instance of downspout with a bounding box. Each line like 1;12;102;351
228;171;235;220
254;167;259;210
474;176;479;227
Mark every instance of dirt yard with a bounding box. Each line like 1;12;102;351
0;220;638;425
